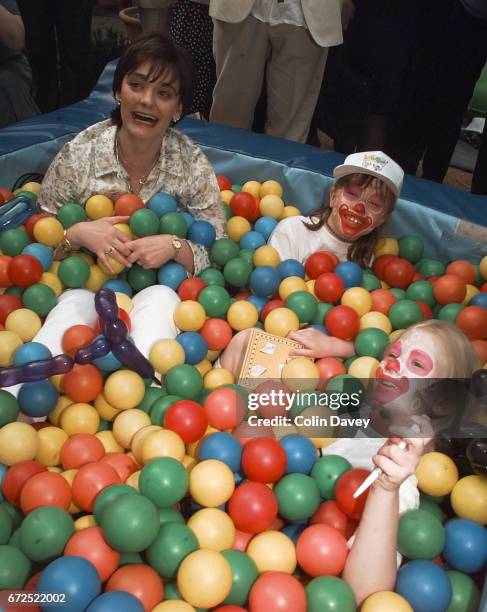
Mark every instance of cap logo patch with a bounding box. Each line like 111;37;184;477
362;154;388;172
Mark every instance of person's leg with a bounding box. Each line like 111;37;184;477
265;23;328;143
471;117;487;195
219;328;253;378
210;15;269;131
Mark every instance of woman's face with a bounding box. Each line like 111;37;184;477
117;60;182;142
327;176;391;240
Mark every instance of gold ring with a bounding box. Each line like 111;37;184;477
105;246;115;256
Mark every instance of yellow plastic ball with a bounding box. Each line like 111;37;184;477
74;515;96;532
50;373;64;393
361;591;413;612
60;469;81;514
48;395;73;426
33;217;64;247
173;300;206;331
152;602;196;612
306;279;316;297
259;180;283;198
59;402;100;436
253;245;281;268
177;549;232;609
389;329;405;343
203;367;234;389
126;469;140;490
0;422;39;465
49;260;60;275
0;330;23;366
359;311;392;334
149;339;186;375
280;205;301;218
226;300;259;331
242;180;261;198
95;430;124;453
480;255;487;280
463;284;479;305
104;370;146;410
189;459;235;507
94;392;121;422
141;428;186;464
5;309;41;342
21;181;42;195
341;287;373;317
85;194;114;220
182;454;197;472
259;194;284;219
374;236;399;257
207;349;221;363
450;475;487;524
131;425;162;464
85;265;110;293
380;280;390;289
348;356;379;380
98;255;125;276
278;276;308;300
76;252;95;266
112;409;151;449
35;426;68;466
220;190;234;205
194;358;212;377
115;292;133;314
226;216;252;242
281;358;320;392
415;452;459;496
40;272;63;297
247;531;296;574
187;507;235;551
264;307;300;337
114;223;133;239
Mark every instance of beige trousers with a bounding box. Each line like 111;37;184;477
210;15;329;143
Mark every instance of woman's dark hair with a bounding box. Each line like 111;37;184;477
111;32;194;127
303;174;396;268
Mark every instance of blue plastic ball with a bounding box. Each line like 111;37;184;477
469;292;487;309
102;279;133;297
396;560;452;612
281;523;306;543
18;380;59;417
254;216;278;240
13;342;52;366
280;434;317;475
176;331;208;365
278;259;305;280
310;323;328;334
37;556;101;612
246;294;268;314
94;349;122;372
335;261;363;288
147;192;177;217
22;243;53;271
250;265;281;297
86;591;144;612
188;220;216;247
240;231;266;250
443;518;487;573
198;432;242;473
157;261;187;290
181;211;195;227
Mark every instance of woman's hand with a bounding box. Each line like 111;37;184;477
126;234;176;269
288;328;354;359
66;216;133;272
373;433;430;492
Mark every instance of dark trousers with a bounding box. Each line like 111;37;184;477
17;0;95;113
472;118;487;195
390;0;487;183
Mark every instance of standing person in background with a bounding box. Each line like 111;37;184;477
0;0;39;127
16;0;96;112
471;115;487;196
209;0;354;144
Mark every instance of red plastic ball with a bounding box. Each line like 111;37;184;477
72;462;121;512
233;420;274;445
335;468;371;519
62;325;97;357
260;299;285;322
325;305;360;340
305;252;336;279
164;399;208;444
315;357;346;388
412;272;424;282
370;288;397;314
296;523;348;576
310;500;349;534
178;277;206;301
63;363;103;403
200;317;233;350
100;453;137;482
480;282;487;293
228;481;278;533
455;305;487;341
241;438;287;483
314;272;345;303
235;291;252;300
416;301;433;320
0;255;12;287
433;274;467;305
249;572;306;612
64;526;120;582
1;460;47;506
217;175;232;191
204;387;246;430
446;260;476;285
60;433;105;470
24;213;48;241
373;254;398;279
230;192;260;221
20;471;72;513
382;258;415;290
0;187;15;202
232;529;254;552
106;564;164;612
0;294;22;324
8;254;43;288
114;193;144;216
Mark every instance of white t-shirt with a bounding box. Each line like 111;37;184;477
251;0;306;27
268;215;350;263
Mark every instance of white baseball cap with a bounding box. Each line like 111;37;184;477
333;151;404;198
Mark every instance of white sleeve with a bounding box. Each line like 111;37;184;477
268;219;300;261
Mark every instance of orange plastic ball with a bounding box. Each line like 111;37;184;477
72;461;121;511
62;325;97;357
433;274;466;305
455;306;487;340
64;526;120;582
445;260;476;285
114;193;144;216
63;364;104;403
106;564;164;612
20;470;73;513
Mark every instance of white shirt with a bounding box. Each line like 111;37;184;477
268;215;350;263
251;0;306;27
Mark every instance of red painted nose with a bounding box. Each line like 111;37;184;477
385;358;400;373
353;203;365;214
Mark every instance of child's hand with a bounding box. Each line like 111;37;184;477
373;436;429;492
288;328;355;360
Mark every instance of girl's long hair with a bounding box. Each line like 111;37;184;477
303;174;396;268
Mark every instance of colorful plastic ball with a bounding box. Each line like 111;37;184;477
128;208;158;237
443;518;487;573
104;370;146;410
176;331;208;365
433;274;467;305
335;261;363;288
437;302;464;323
165;364;203;400
252;245;280;268
59;402;99;436
227;481;278;534
147;192;177;217
259;179;283;198
0;422;39;466
0;228;30;257
146;522;198;580
335;468;370;519
341;286;372;317
103;278;133;296
5;308;41;342
84;194;113;219
20;470;72;513
445;570;480;612
227;216;252;242
0;388;19;426
0;544;32;590
210;239;240;268
12;341;50;366
224;257;253;288
246;294;267;314
388;299;423;329
359;311;391;335
259;194;284;218
63;363;103;403
246;530;296;574
8;254;43;287
189;459;235;507
101;493;159;552
21;282;57;316
164;399;208;443
325;305;359;340
354;327;389;359
60;433;105;470
159;211;188;238
32;217;65;249
63;525;119;582
219;549;258;608
398;235;424;263
296;524;348;577
374;237;399;257
278;259;304;281
58;256;90;288
188;507;236;552
186;219;215;247
249;572;306;612
22;242;53;271
72;461;121;512
451;476;487;524
361;272;381;291
305;576;356;612
57;203;88;229
406;280;436;307
397;509;445;559
203;386;246;430
314;272;345;303
264;307;299;337
198;318;231;351
177;549;232;609
274;473;320;521
18;505;73;562
61;324;95;357
249;265;280;297
396;560;452;612
239;231;265;250
230;192;259;220
360;591;413;612
225;300;258;331
282;290;315;323
198;285;231;317
455;305;487;340
253;216;277;241
17;380;58;418
86;591;144;612
305;252;335;279
416;452;459;496
106;564;163;611
241;438;286;483
156;261;186;290
199;432;242;473
446;260;476;285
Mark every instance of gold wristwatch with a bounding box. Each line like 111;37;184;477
172;236;182;259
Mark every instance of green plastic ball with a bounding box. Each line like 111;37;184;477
306;576;356;612
1;502;23;530
388;299;423;329
127;264;157;292
57;203;88;228
406;280;436;307
0;544;31;589
119;551;143;565
354;327;389;359
0;506;13;545
8;528;21;548
222;549;259;606
210;238;240;266
224;206;233;221
274;473;320;521
58;256;90;288
419;496;446;523
130;208;160;237
438;303;464;323
19;506;74;562
15;190;37;201
446;570;480;612
223;257;253;288
0;390;19;426
5;286;24;298
325;374;364;398
418;258;446;278
198;285;231;317
159;212;188;238
390;288;406;301
362;272;381;291
93;484;139;525
150;395;182;425
22;283;57;316
146;523;199;578
285;291;317;323
311;455;352;499
399;235;424;263
0;228;30;256
397;509;445;559
344;356;357;369
198;267;225;287
165;364;203;400
311;302;333;325
139;457;189;508
101;493;159;552
138;386;166;414
232;184;242;193
158;508;185;525
239;248;255;267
